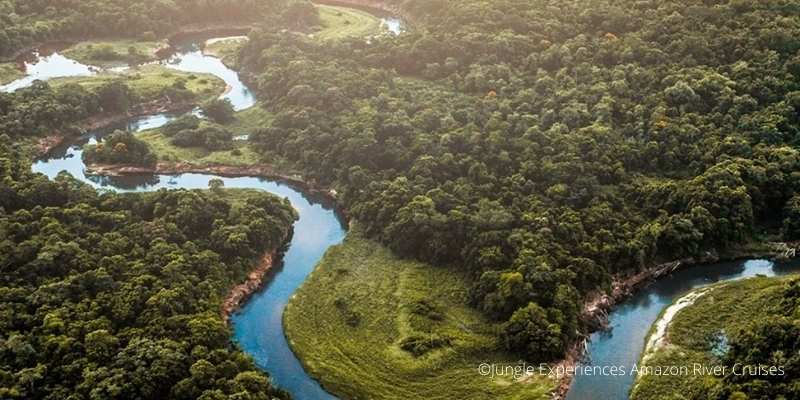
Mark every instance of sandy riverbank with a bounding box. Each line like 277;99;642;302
553;242;798;399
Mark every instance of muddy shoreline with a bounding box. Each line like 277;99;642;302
35;100;198;156
221;231;292;324
553;242;799;399
84;161;340;203
1;23;255;64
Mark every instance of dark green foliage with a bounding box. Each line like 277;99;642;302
162;115;202;137
501;302;566;362
0;136;297;399
713;279;800;400
171;124;234;151
201;98;235;124
398;334;451;357
0;79;194;138
782;195;800;239
0;0;288;57
240;0;800;361
82;130;156;166
333;297;361;327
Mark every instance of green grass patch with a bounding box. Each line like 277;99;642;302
49;65;225;103
204;37;247;69
140;104;271;166
63;39;165;66
631;276;794;400
283;229;555;400
313;5;383;40
0;63;23;85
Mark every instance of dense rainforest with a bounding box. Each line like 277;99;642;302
0;79;201;138
235;0;800;362
0;0;299;58
0;136;297;399
2;0;800;398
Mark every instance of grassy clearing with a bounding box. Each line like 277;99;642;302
204;37;247;69
49;65;225;103
63;39;165;66
283;229;555;400
0;63;23;85
313;5;383;40
140;104;271;165
631;276;793;400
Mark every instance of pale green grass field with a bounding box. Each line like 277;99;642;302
283;230;556;400
63;39;165;66
140;105;272;166
49;65;225;103
313;5;384;40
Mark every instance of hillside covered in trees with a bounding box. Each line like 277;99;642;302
238;0;800;361
0;0;297;58
0;137;297;399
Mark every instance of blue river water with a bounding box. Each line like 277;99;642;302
566;258;800;400
28;35;346;400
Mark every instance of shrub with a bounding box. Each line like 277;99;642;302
202;98;235;123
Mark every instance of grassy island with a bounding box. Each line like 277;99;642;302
63;39;166;66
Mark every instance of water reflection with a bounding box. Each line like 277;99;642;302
1;52;96;92
381;17;404;35
27;30;346;399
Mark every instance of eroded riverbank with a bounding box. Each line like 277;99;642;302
563;248;800;400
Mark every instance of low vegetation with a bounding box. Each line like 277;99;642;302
284;229;555;400
0;63;22;85
50;65;225;104
204;37;247;69
136;104;272;166
312;5;383;41
632;276;800;400
63;39;165;66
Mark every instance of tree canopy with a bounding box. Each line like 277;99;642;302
0;136;297;399
239;0;800;360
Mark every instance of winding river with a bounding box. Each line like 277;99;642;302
566;258;800;399
13;11;799;400
22;32;351;400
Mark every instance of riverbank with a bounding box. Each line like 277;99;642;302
84;161;339;202
314;0;415;26
1;23;254;64
222;229;293;323
555;241;799;399
36;101;195;156
629;275;799;399
35;85;224;157
283;229;555;399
